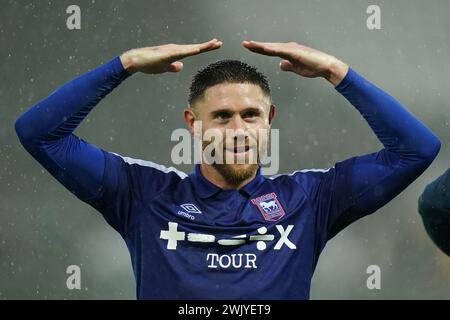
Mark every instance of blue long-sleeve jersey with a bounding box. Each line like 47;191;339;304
15;57;440;299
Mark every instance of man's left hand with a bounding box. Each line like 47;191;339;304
242;40;349;86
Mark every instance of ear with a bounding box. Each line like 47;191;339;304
268;104;276;125
184;107;197;135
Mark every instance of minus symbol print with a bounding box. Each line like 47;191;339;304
187;233;215;243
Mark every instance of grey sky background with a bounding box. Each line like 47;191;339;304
1;0;449;299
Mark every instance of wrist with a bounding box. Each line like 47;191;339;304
120;50;138;74
325;58;349;87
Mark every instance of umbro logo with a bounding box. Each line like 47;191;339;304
176;203;202;221
180;203;202;214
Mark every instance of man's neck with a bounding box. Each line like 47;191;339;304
199;164;258;190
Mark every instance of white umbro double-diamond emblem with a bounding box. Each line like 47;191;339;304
180;203;202;214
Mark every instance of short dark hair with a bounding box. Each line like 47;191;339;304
188;59;271;107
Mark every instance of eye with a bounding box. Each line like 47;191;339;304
215;111;232;121
243;110;260;119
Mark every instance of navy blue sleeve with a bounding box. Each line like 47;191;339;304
293;67;441;240
418;169;450;256
15;57;130;198
14;57;140;236
15;57;188;236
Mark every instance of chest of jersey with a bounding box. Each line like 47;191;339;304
124;181;320;299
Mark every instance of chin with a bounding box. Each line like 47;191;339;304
213;163;259;187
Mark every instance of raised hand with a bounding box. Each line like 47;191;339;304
242;40;348;86
120;38;223;74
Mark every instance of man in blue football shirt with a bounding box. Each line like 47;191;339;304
15;38;441;299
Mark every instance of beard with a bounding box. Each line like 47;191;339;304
202;139;264;187
212;162;259;187
200;128;269;187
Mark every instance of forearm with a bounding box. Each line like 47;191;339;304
335;68;440;164
329;68;440;223
14;56;130;200
15;56;130;145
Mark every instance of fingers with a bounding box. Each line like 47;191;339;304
242;40;275;55
242;40;294;60
171;39;223;60
279;59;295;72
167;61;183;73
197;38;223;53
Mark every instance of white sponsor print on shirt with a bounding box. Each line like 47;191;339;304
159;222;297;269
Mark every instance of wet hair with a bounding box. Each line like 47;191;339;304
188;59;271;108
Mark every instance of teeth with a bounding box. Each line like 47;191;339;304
226;147;249;153
225;145;255;153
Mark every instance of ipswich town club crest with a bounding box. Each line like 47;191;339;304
251;192;286;222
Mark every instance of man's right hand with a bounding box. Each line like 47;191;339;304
120;39;223;74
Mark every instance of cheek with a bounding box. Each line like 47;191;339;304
201;127;226;145
250;122;270;138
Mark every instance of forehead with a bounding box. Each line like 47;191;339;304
198;82;270;111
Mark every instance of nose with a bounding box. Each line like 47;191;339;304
226;115;248;145
229;114;247;132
